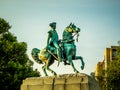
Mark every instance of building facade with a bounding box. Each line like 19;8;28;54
95;46;118;78
94;46;119;89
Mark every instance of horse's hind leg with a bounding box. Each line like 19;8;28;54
75;56;85;70
42;63;57;76
42;65;48;76
46;65;57;76
46;57;57;76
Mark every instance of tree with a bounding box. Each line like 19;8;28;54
0;18;11;34
107;46;120;90
0;18;40;90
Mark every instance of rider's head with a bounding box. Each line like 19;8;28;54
49;22;56;29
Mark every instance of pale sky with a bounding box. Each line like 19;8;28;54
0;0;120;76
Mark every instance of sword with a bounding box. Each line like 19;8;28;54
47;50;60;67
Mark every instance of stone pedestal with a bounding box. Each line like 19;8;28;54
21;73;100;90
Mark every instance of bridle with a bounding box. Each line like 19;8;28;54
66;25;80;42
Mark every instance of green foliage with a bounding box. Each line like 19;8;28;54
95;69;106;90
0;18;40;90
0;18;11;34
107;46;120;90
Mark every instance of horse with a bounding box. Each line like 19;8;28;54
62;23;85;73
31;23;85;76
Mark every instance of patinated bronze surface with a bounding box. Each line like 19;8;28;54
31;22;85;76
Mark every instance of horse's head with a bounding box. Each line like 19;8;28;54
66;23;80;33
63;23;80;42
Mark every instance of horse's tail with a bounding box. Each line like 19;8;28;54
31;48;43;64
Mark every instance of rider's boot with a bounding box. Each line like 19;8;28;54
64;61;70;65
57;48;65;62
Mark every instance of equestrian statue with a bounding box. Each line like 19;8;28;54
31;22;85;76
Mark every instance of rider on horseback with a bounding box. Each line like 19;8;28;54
31;23;84;76
46;22;65;63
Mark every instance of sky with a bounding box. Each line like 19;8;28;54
0;0;120;76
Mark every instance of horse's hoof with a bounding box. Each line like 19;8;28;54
81;65;84;70
76;71;79;73
74;70;79;73
45;74;48;76
53;73;57;76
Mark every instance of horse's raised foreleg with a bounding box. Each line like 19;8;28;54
75;56;85;70
68;56;79;73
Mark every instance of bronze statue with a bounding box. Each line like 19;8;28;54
46;22;64;62
31;22;85;76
